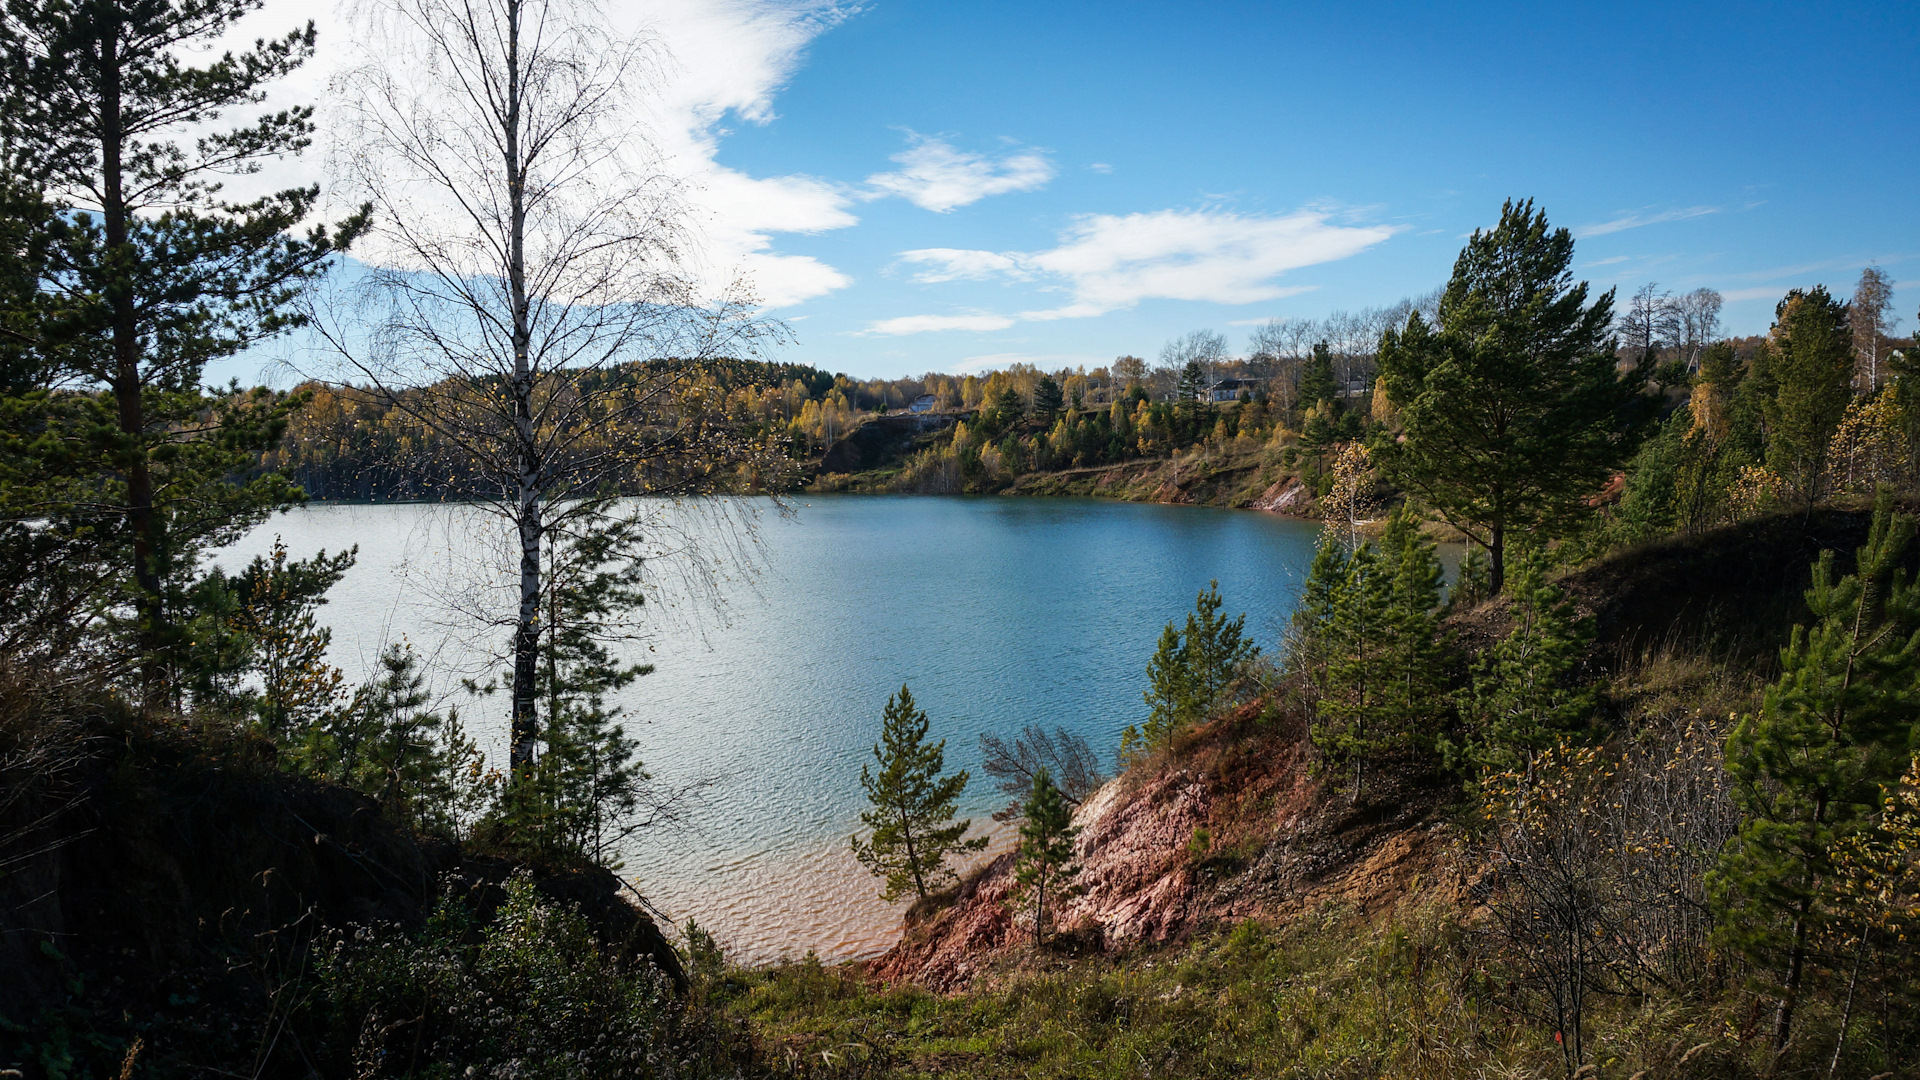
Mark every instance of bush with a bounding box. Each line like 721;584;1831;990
317;873;739;1078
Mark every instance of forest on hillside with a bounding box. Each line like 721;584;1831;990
0;0;1918;1066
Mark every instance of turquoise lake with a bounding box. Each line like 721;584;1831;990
224;495;1339;963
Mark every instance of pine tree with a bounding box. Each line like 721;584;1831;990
1299;340;1338;413
1617;411;1684;542
1033;373;1065;424
1378;507;1449;747
989;385;1026;431
525;513;657;863
317;644;488;837
1009;768;1080;946
1712;491;1920;1051
183;540;356;736
1761;287;1855;508
1293;508;1451;798
1131;622;1194;755
851;686;987;902
1447;545;1594;782
1178;360;1208;402
0;0;366;700
1123;581;1258;757
1374;199;1653;595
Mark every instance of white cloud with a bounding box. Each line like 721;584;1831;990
622;0;865;307
862;313;1017;336
1226;308;1320;326
863;134;1055;213
1576;205;1721;238
1032;208;1393;312
949;351;1105;374
212;0;862;310
860;208;1388;334
894;248;1033;283
1088;163;1113;174
1583;255;1631;267
1720;286;1792;302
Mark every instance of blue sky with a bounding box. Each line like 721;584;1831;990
227;0;1920;383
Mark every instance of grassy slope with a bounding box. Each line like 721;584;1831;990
706;510;1915;1080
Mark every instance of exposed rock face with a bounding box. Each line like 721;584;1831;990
870;709;1452;990
1249;476;1309;514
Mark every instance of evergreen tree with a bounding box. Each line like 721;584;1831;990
1;0;365;701
232;541;356;736
1292;507;1451;798
1448;545;1493;611
1616;409;1687;542
1133;622;1194;754
183;540;356;736
1032;373;1065;424
989;385;1026;431
1727;340;1776;469
1122;581;1258;756
1379;507;1449;738
316;644;488;838
1446;545;1595;782
1299;340;1338;414
495;511;662;863
1374;199;1652;595
1712;492;1920;1051
851;686;987;902
1761;287;1855;508
1178;360;1208;402
1009;768;1080;946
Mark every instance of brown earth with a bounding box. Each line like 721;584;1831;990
868;706;1455;991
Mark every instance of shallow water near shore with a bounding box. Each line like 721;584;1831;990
224;494;1350;963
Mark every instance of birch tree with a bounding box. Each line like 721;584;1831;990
1851;266;1896;392
321;0;775;776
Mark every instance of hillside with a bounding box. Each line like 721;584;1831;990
0;682;697;1077
812;415;1321;516
704;510;1915;1079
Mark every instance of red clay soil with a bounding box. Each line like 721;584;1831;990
868;707;1455;991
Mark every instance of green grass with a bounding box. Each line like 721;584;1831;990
707;900;1800;1080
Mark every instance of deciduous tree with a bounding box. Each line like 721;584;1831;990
979;723;1105;821
1851;266;1896;392
322;0;773;778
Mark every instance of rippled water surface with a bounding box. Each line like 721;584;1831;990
224;495;1333;963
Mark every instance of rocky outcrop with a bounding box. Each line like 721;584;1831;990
869;708;1453;990
1249;476;1309;514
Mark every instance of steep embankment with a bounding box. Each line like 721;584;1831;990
870;508;1881;992
871;708;1454;991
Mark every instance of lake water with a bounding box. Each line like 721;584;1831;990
221;495;1336;963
